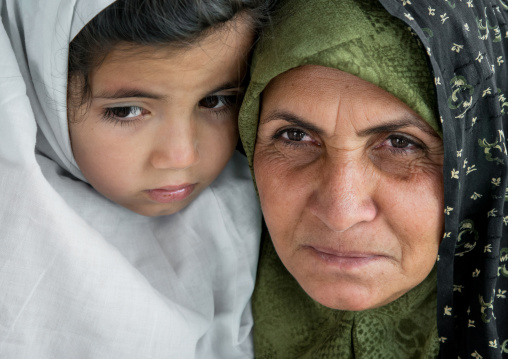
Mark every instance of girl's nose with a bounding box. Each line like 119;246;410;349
149;120;199;170
309;158;377;232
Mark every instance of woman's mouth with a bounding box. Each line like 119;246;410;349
145;184;195;203
305;245;386;269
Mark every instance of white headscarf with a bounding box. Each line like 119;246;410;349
0;1;261;358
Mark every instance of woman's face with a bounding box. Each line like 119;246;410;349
254;65;444;311
68;16;254;217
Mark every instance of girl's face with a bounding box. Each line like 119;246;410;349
68;17;254;216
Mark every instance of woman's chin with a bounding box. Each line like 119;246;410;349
298;278;409;312
283;247;431;312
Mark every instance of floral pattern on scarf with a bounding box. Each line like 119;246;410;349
380;0;508;357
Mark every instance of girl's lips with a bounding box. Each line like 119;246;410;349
145;184;195;203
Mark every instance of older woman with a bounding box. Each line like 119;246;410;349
239;0;508;358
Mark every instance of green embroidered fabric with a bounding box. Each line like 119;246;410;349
238;0;442;357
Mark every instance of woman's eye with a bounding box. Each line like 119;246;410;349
274;128;318;148
370;133;435;177
282;129;308;142
378;134;424;153
199;95;237;110
389;136;411;148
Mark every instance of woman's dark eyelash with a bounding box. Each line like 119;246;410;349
272;128;311;146
272;129;288;140
390;134;425;148
384;134;428;154
273;131;308;149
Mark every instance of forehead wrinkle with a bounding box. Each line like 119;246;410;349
329;81;438;139
332;93;343;139
331;90;366;142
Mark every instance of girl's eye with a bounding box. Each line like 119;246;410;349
107;106;143;119
101;106;147;126
199;95;237;110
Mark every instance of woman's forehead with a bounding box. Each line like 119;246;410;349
265;65;391;100
260;65;438;138
263;66;405;113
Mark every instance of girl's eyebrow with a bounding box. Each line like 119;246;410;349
206;81;245;95
94;88;167;100
261;110;439;138
94;81;244;100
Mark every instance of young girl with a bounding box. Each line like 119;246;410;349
0;0;273;357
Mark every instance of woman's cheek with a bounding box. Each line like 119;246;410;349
368;148;440;181
254;145;290;194
254;145;316;189
255;133;321;167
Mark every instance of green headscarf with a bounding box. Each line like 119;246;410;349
240;0;439;166
239;0;440;357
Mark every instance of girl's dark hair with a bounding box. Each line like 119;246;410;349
68;0;276;108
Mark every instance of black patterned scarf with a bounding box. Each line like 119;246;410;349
381;0;508;357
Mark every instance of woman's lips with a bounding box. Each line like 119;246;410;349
145;184;195;203
305;245;386;269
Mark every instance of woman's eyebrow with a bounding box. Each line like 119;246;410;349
260;110;324;135
357;116;439;138
261;110;438;138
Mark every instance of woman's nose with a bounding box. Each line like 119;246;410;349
309;158;377;232
149;120;199;170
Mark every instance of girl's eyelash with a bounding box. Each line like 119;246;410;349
101;106;145;127
218;95;237;107
200;94;243;118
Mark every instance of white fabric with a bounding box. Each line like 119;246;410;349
0;0;261;358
